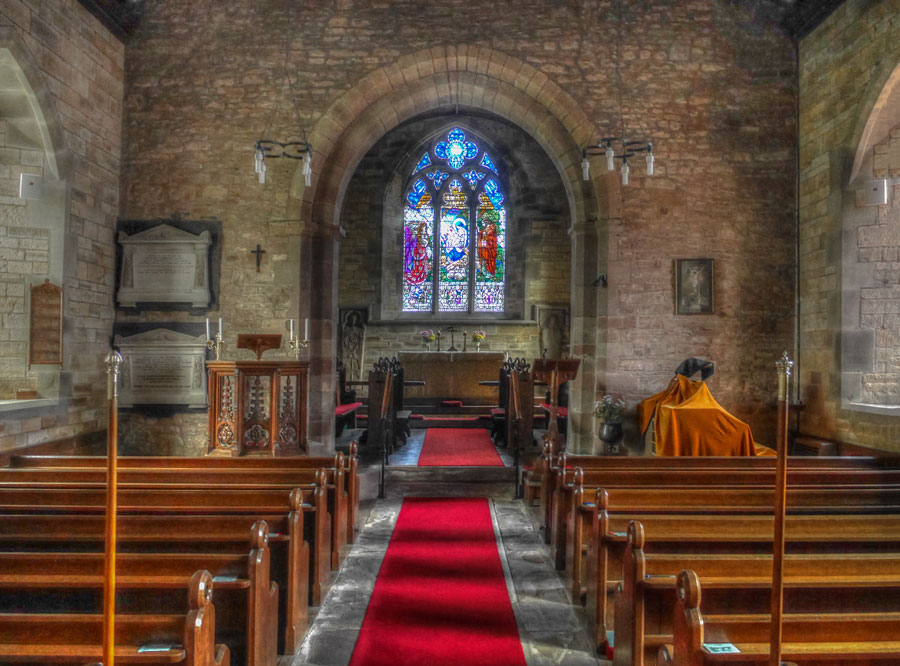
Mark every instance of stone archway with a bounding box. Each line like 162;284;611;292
290;46;604;452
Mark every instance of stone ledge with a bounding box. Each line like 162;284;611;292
0;397;59;414
844;401;900;417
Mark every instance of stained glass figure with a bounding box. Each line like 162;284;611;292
435;128;478;170
402;128;506;314
403;204;434;312
406;179;430;208
462;169;485;189
427;170;450;189
480;152;498;174
413;152;432;174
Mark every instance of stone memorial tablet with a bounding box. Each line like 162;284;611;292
114;328;208;407
117;224;212;307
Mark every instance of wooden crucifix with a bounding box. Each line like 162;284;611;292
250;244;266;272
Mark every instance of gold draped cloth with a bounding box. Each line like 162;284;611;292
639;375;773;457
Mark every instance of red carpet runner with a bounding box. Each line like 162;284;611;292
417;427;503;467
348;497;526;666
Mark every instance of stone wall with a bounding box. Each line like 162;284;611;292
799;0;900;452
0;2;123;452
119;0;797;453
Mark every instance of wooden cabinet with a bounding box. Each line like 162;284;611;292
206;360;308;456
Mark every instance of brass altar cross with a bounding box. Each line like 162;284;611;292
251;244;266;272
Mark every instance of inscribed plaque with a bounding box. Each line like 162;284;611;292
117;224;212;307
29;279;62;367
114;328;208;407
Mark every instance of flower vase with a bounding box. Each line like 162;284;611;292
423;340;430;351
597;422;622;444
475;341;481;352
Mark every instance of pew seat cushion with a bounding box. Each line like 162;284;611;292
442;400;464;408
409;414;425;420
335;402;363;417
490;407;505;417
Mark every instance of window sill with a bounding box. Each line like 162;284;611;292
844;401;900;417
0;398;59;415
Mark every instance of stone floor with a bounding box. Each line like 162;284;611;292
290;430;608;666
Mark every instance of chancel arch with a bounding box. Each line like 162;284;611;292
290;46;608;452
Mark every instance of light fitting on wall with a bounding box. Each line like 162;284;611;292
254;140;312;186
581;0;656;186
581;138;653;185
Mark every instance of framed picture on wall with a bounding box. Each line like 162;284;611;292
674;258;714;315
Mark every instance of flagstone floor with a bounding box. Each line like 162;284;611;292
289;474;608;666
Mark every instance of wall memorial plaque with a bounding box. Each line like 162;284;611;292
117;224;212;308
114;328;208;407
29;279;62;367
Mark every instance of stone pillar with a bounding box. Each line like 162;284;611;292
302;224;342;453
567;218;602;454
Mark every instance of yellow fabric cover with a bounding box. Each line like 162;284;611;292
637;375;702;438
656;381;762;457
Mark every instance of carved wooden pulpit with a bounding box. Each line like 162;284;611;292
532;358;580;454
206;360;308;456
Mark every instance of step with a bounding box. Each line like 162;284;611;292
385;466;516;484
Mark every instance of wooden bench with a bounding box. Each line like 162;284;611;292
0;521;276;666
585;505;900;654
0;511;309;655
0;483;331;619
0;569;229;665
666;569;900;665
616;520;900;666
564;471;900;606
0;463;348;571
9;445;361;547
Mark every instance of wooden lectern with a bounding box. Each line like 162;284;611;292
532;358;580;455
207;360;309;456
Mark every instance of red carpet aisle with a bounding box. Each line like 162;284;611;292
348;497;526;666
417;427;504;466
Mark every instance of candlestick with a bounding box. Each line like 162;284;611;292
205;318;210;341
304;318;309;342
218;317;223;337
289;319;294;341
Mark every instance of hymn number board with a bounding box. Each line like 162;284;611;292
29;279;63;367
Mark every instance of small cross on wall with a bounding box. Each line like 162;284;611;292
251;244;266;272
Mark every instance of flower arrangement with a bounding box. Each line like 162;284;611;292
593;395;626;424
471;330;486;342
420;329;436;342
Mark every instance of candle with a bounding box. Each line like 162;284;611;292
218;317;223;338
205;317;210;341
304;318;309;341
289;319;294;341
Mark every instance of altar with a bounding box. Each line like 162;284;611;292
398;351;507;402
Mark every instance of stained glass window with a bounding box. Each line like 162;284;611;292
402;127;507;314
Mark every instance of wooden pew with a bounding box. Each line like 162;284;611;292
0;483;330;618
0;463;348;571
0;521;276;666
0;569;229;665
585;506;900;654
552;462;900;572
666;569;900;665
564;471;900;606
0;511;309;655
9;445;361;547
617;520;900;666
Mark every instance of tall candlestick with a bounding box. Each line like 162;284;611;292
304;318;309;341
205;318;210;341
289;319;294;341
218;317;223;337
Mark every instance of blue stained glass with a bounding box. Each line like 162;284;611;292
427;170;450;189
462;170;485;189
406;179;429;208
435;128;479;170
413;152;431;173
480;152;498;174
484;179;504;208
